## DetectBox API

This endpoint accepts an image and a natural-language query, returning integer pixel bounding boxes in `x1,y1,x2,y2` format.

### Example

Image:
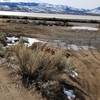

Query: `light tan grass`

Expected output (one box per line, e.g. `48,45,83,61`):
10,44,74,86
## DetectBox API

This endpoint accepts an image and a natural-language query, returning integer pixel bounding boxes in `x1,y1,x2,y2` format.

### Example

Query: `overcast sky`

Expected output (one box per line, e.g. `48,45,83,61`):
0,0,100,9
39,0,100,9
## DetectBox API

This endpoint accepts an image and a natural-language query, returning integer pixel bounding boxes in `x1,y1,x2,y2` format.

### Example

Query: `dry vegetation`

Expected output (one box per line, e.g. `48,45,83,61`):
0,19,100,100
4,43,89,100
0,31,99,100
0,35,99,100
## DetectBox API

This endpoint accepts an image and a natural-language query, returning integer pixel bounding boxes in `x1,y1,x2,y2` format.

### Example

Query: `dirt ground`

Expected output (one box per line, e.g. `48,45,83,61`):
0,18,100,48
0,49,100,100
71,50,100,100
0,18,100,100
0,65,44,100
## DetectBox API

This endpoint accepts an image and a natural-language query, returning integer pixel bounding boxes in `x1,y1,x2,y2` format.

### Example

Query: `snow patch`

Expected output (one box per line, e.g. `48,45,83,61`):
67,44,79,51
26,37,43,46
6,36,19,46
67,44,95,51
7,36,19,44
72,26,98,31
70,71,78,78
6,36,45,47
80,46,95,50
64,88,76,100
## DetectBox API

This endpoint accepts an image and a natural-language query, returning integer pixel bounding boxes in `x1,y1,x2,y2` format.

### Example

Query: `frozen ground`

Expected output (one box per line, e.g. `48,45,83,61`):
6,36,96,51
71,26,99,31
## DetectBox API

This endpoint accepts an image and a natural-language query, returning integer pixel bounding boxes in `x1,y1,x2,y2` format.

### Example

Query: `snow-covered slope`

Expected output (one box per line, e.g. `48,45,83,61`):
0,2,99,15
0,2,87,14
0,0,33,2
87,7,100,15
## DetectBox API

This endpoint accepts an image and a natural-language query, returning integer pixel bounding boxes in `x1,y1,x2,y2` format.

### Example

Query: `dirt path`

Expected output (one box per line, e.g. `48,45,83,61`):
0,66,43,100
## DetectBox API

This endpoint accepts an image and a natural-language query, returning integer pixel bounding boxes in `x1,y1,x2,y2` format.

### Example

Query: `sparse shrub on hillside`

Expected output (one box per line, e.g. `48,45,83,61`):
19,36,28,44
0,43,6,57
8,44,87,100
12,44,37,73
12,44,52,84
37,81,64,100
11,44,74,88
0,32,6,40
0,32,7,46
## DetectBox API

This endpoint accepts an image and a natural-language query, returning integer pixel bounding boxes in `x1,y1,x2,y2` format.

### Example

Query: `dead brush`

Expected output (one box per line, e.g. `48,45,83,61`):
8,44,80,100
0,43,6,57
11,44,74,88
10,44,51,87
7,44,89,100
0,32,7,46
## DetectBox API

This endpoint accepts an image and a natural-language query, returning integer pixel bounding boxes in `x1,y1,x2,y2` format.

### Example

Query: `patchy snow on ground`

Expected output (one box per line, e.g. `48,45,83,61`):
71,26,98,31
80,46,95,50
67,44,95,51
7,43,17,46
6,36,45,46
6,37,19,46
6,37,95,51
67,44,79,51
26,37,44,46
70,71,78,78
63,88,76,100
6,37,19,44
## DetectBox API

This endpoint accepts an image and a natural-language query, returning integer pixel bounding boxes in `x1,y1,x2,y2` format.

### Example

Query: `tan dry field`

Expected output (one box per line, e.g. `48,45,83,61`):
0,49,100,100
0,65,45,100
0,19,100,100
0,18,100,47
71,50,100,100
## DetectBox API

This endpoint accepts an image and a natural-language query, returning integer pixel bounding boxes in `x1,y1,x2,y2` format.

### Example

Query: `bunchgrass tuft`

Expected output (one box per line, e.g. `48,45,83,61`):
7,43,87,100
0,32,6,46
0,43,6,57
11,44,73,88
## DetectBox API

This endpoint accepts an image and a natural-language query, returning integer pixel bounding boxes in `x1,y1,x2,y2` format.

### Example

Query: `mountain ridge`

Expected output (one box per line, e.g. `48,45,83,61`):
0,2,99,15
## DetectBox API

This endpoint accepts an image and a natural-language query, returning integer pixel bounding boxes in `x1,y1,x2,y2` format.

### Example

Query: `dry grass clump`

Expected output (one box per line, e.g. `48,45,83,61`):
11,44,73,86
0,43,6,57
37,81,65,100
7,44,87,100
19,36,29,44
0,32,7,46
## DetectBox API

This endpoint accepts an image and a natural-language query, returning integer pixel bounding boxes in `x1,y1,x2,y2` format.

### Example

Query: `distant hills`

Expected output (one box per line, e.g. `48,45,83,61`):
0,2,100,15
87,7,100,15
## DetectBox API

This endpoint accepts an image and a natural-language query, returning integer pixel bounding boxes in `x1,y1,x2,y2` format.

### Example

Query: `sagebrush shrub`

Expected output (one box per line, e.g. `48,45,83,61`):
0,43,6,57
8,44,87,100
0,32,6,46
11,44,74,87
